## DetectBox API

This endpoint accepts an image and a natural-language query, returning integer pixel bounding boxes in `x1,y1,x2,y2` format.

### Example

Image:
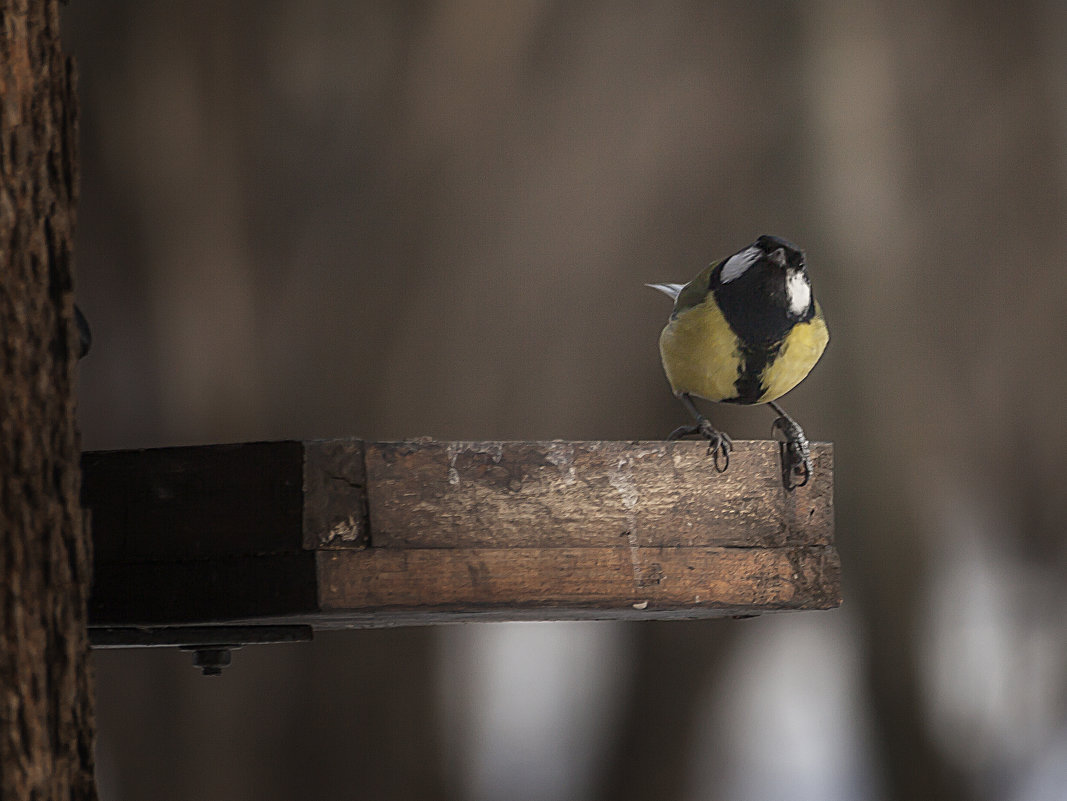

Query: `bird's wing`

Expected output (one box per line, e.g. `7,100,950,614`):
670,260,721,317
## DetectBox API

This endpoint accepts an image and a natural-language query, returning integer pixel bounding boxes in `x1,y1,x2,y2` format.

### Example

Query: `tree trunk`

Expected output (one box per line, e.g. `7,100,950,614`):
0,1,97,799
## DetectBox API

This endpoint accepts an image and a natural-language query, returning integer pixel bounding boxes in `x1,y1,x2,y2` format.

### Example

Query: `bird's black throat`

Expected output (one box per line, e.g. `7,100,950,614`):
728,341,781,403
712,256,814,404
712,265,808,346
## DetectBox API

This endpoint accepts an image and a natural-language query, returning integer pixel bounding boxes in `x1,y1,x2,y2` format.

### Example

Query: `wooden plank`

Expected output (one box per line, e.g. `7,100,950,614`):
91,554,318,626
303,439,369,549
317,545,840,614
83,438,839,632
83,439,373,560
364,440,832,549
83,442,305,561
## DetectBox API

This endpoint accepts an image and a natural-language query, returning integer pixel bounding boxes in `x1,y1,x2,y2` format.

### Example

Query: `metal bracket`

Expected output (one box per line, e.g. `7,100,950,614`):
89,625,313,676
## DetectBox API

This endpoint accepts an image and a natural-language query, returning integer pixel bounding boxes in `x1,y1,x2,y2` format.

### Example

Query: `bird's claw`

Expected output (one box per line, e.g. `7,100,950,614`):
666,423,698,442
772,417,811,490
667,419,732,473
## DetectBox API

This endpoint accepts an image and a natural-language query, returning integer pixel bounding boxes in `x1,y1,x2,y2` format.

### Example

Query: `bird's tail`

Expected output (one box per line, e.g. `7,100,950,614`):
646,282,685,301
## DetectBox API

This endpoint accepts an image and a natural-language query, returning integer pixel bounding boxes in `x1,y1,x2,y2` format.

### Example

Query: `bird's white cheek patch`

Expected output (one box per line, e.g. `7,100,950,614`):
720,246,761,283
787,271,811,316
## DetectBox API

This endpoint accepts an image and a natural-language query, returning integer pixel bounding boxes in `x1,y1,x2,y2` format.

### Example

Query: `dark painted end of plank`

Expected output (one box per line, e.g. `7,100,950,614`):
83,439,838,629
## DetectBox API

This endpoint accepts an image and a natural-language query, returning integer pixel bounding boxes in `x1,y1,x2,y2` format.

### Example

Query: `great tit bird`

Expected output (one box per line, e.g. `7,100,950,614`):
648,235,828,488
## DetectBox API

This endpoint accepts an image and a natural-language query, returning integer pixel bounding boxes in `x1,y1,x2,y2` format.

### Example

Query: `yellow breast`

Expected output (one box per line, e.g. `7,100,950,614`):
658,300,829,404
658,299,742,402
758,313,829,402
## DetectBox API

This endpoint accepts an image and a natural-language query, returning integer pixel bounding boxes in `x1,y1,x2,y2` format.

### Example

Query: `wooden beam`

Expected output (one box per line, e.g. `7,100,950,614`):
83,439,839,630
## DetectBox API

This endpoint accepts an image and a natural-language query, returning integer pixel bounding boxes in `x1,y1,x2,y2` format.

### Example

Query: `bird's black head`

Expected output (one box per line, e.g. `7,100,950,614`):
754,234,805,272
712,234,814,345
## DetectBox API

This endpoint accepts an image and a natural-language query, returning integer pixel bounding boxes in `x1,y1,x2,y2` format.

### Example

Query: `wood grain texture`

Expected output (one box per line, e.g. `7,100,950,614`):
317,545,840,613
364,440,832,548
84,438,838,629
303,439,369,549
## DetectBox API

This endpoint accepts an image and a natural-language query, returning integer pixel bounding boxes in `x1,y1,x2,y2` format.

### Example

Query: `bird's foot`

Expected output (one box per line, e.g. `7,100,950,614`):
772,416,811,490
667,418,732,472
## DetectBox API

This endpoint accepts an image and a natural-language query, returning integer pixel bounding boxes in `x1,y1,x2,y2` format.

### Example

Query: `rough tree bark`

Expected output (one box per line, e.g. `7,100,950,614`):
0,1,97,799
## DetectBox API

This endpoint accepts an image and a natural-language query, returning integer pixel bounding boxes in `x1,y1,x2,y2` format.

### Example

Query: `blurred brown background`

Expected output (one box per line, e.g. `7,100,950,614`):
62,2,1067,800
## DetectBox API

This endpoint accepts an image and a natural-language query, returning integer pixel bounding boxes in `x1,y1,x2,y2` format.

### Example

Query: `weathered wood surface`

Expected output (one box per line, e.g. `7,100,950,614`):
364,440,831,548
317,546,837,611
1,1,98,797
84,439,839,629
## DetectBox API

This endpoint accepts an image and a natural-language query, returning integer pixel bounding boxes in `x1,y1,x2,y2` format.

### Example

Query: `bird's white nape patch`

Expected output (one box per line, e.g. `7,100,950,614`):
720,246,761,283
786,270,811,316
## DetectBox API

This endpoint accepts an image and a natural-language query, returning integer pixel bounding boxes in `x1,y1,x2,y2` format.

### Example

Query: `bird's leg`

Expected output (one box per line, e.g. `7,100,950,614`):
666,393,732,472
768,401,811,490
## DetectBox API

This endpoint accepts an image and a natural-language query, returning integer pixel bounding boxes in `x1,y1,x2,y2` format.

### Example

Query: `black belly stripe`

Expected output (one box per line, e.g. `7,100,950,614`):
729,342,782,404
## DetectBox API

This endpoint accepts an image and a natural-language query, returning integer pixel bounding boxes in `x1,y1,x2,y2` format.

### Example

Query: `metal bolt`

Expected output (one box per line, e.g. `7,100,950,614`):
189,647,234,676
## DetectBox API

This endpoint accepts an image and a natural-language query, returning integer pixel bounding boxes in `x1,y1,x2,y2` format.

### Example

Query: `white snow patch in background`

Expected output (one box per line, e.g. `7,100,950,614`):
438,621,630,801
691,608,882,801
